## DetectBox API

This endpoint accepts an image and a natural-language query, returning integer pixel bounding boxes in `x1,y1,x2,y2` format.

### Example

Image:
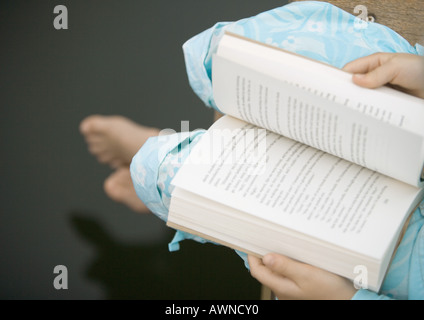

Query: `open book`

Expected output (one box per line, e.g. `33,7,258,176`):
167,32,424,292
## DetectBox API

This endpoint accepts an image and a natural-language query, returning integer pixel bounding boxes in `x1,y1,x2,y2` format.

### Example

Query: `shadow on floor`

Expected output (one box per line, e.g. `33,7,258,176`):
70,212,260,299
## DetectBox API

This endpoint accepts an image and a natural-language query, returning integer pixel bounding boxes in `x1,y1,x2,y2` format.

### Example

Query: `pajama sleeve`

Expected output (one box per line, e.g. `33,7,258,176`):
182,1,420,113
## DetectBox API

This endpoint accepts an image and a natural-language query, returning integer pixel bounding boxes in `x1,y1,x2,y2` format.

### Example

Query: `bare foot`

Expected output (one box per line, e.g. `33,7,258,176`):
104,167,150,213
80,115,160,168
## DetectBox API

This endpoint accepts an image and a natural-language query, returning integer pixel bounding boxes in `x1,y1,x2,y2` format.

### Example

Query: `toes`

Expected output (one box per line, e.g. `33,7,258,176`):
103,172,121,201
80,114,149,167
103,168,130,198
79,114,107,135
103,169,150,213
80,115,118,166
103,168,132,201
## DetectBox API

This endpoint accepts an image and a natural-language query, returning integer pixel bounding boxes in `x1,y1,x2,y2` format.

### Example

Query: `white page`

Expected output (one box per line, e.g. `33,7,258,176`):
216,33,424,135
171,116,423,259
212,55,424,187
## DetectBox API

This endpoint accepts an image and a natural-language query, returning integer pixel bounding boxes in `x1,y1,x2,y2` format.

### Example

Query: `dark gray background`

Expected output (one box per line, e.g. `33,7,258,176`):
0,0,288,299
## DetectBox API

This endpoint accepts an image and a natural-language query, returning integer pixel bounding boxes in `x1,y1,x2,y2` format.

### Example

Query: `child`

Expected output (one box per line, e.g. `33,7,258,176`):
80,1,424,299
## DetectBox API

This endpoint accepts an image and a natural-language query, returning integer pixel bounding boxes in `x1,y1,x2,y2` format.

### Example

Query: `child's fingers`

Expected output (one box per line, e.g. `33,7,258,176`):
343,53,400,89
351,60,399,89
343,52,393,74
262,253,308,280
343,52,390,74
248,255,299,298
248,255,277,287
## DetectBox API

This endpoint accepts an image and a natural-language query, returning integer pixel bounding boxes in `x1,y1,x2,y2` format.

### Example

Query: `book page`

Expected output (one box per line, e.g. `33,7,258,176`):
171,116,423,258
212,54,424,187
216,33,424,134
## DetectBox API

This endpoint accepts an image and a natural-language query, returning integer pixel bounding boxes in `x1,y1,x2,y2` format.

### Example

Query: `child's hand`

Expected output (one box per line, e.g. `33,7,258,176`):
248,253,357,300
343,53,424,99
